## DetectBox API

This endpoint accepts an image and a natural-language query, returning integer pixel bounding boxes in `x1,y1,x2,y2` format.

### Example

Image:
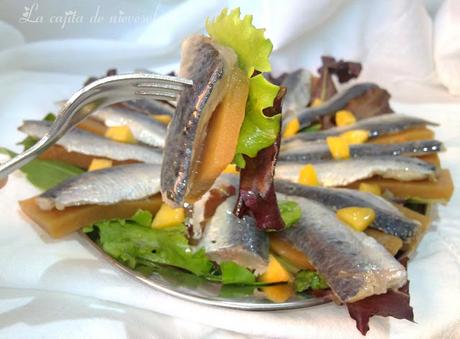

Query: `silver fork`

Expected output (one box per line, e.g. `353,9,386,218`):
0,73,192,179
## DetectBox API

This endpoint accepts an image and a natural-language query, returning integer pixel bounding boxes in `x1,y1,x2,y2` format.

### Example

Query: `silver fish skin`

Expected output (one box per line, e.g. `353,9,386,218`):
191,174,238,240
57,98,175,117
36,163,161,210
278,195,407,303
279,139,444,162
296,82,378,129
18,120,163,164
161,35,237,206
275,180,420,240
280,69,311,124
289,113,438,142
275,156,437,187
198,196,269,274
91,105,167,148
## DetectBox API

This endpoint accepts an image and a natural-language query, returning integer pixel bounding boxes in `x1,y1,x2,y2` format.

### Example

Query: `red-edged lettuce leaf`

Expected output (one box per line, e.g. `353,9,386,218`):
233,134,284,231
319,56,362,84
309,56,361,128
344,85,394,119
311,56,362,102
233,89,286,231
346,258,414,335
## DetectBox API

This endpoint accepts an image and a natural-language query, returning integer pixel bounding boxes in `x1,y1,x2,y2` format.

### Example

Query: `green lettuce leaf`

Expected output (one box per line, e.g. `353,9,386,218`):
278,200,302,228
0,147,83,190
234,74,281,167
206,8,272,76
220,261,256,285
88,216,213,276
294,270,328,292
207,8,280,167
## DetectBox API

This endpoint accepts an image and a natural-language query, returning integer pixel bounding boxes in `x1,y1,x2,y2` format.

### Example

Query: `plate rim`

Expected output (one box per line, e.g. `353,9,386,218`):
79,230,331,311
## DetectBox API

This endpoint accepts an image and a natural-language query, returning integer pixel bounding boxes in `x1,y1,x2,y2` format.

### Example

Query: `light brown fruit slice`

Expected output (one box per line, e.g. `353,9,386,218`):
348,169,453,202
364,228,403,256
38,145,136,169
395,204,432,257
77,118,108,136
187,66,249,202
269,234,315,270
19,194,162,238
370,127,434,144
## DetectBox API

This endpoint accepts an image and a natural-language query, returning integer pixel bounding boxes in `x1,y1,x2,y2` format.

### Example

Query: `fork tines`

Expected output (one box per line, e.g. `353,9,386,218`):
135,75,192,101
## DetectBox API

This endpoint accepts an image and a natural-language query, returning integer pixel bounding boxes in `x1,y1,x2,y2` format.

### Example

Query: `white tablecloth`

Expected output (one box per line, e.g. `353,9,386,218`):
0,1,459,338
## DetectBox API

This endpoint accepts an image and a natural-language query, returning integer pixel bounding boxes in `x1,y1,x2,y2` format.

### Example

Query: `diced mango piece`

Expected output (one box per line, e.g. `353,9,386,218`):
151,203,185,229
222,164,239,175
104,126,137,144
348,169,454,202
358,182,382,196
259,254,292,284
270,235,315,270
152,114,172,125
335,110,356,126
336,207,376,232
88,158,113,171
311,98,323,107
188,67,249,202
327,136,350,159
298,164,319,186
370,127,434,144
262,283,294,303
283,118,300,138
340,129,369,144
19,195,162,238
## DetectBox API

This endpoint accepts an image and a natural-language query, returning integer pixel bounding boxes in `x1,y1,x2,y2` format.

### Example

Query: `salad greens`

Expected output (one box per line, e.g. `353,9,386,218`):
0,147,83,190
84,210,212,276
84,210,274,287
206,8,272,76
207,8,281,168
220,261,256,285
294,270,328,292
0,112,81,190
234,75,281,168
278,200,302,228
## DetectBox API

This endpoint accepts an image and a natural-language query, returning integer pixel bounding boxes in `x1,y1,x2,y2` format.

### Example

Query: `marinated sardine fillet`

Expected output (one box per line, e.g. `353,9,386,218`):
92,106,167,148
198,197,269,274
289,114,437,142
278,195,407,303
161,35,248,206
36,163,161,210
275,180,419,240
19,120,162,164
280,139,443,162
296,83,378,128
276,156,437,187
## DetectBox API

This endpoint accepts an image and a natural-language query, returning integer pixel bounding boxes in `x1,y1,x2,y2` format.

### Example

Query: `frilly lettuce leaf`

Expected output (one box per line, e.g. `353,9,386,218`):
86,215,213,276
234,74,281,167
206,8,273,76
